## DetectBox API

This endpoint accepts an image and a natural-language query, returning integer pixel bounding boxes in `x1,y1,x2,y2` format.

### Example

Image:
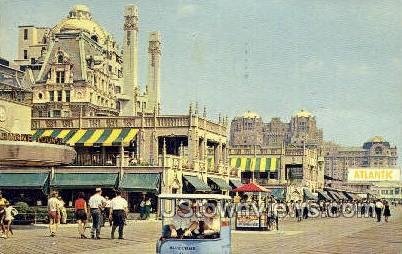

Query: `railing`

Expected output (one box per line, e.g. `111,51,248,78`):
73,153,118,166
31,115,226,135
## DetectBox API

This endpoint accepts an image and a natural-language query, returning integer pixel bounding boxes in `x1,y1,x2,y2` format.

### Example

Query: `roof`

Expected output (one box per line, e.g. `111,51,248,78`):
158,194,232,200
51,5,111,45
295,109,312,118
367,136,386,143
240,111,260,119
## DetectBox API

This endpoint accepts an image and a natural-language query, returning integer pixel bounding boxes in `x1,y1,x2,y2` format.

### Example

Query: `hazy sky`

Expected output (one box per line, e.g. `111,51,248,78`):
1,0,402,165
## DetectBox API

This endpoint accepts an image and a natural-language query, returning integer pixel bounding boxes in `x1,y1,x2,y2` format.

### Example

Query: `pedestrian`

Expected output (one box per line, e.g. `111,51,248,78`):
144,197,152,220
3,201,17,238
74,192,88,238
103,196,111,226
268,196,278,230
383,201,391,222
302,201,308,219
0,191,7,238
48,191,61,237
374,199,384,222
139,196,146,219
88,188,106,239
369,200,374,218
109,190,128,239
295,200,302,222
58,196,67,224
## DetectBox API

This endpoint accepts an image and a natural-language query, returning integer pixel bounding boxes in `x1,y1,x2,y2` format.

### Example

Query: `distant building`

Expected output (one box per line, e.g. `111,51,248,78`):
14,4,161,117
230,109,323,148
323,136,398,182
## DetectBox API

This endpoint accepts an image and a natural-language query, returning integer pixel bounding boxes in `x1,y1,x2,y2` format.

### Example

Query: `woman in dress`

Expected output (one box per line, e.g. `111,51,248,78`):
74,192,88,238
383,200,391,222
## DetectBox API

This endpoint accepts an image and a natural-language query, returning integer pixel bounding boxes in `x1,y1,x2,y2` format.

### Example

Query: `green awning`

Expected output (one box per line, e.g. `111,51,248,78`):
50,173,118,189
303,188,318,201
119,173,160,193
318,191,332,201
183,175,211,192
327,190,339,201
271,188,285,201
0,173,48,189
336,191,348,200
229,179,242,188
208,177,231,190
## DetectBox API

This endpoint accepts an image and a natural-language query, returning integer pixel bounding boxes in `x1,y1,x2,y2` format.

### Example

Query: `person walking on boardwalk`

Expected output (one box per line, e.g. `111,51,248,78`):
48,191,61,237
109,190,128,239
88,188,106,239
75,192,88,238
383,200,391,222
374,199,384,222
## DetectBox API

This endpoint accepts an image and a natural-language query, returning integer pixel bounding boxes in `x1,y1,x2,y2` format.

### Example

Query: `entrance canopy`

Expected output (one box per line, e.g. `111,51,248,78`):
32,128,138,146
182,175,211,192
230,157,280,172
119,173,160,193
232,182,270,193
208,177,231,191
0,172,48,190
50,173,118,189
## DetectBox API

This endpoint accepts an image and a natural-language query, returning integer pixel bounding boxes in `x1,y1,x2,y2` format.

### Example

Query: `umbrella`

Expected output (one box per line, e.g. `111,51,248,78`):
232,182,270,193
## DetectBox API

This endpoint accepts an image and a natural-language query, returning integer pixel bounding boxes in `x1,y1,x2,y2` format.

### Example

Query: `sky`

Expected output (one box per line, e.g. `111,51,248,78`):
1,0,402,165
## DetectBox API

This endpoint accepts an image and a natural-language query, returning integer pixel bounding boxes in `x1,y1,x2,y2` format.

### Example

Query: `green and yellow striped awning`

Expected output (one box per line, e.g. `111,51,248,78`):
229,157,281,172
32,128,138,147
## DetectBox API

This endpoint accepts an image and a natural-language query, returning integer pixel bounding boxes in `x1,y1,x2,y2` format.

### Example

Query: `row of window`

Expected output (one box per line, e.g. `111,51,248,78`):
48,90,70,102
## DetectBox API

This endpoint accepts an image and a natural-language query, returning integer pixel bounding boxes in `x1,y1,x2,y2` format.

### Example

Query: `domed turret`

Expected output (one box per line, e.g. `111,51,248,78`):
51,5,111,45
367,136,385,143
241,111,260,119
295,109,312,118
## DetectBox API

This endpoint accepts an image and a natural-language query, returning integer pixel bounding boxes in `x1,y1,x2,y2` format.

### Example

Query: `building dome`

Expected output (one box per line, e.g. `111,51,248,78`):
367,136,385,143
295,109,312,118
241,111,260,119
51,5,110,44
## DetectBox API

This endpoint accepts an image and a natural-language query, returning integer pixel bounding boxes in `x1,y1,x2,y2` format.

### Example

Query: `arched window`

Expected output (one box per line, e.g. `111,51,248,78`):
57,54,63,64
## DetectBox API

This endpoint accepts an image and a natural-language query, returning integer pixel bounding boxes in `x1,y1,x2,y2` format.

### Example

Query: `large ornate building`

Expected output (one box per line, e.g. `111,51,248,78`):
228,110,325,201
14,5,160,117
229,110,323,148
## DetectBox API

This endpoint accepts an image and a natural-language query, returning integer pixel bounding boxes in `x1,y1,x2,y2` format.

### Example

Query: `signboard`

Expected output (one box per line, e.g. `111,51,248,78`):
347,168,401,182
236,211,261,228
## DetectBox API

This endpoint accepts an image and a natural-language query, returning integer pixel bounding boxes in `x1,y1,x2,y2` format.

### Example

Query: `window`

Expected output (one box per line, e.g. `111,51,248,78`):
24,29,28,40
49,91,54,101
56,71,65,83
53,110,61,117
57,54,63,64
127,31,131,45
38,93,43,100
269,172,278,180
65,91,70,102
23,50,28,59
57,91,62,102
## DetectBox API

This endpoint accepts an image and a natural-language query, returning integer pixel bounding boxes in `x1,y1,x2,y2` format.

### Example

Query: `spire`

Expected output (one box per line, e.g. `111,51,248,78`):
203,106,207,118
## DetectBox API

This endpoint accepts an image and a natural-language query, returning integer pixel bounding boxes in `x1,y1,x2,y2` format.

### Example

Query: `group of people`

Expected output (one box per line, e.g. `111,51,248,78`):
48,188,128,239
161,200,221,240
0,191,18,239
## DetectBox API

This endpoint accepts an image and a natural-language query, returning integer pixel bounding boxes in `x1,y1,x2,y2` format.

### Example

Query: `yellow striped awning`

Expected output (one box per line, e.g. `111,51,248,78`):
229,156,281,172
32,128,138,147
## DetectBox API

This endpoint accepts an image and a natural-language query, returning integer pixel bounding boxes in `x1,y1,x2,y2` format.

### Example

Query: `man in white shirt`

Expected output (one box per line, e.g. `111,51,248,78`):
47,191,61,237
109,190,128,239
88,188,106,239
375,199,384,222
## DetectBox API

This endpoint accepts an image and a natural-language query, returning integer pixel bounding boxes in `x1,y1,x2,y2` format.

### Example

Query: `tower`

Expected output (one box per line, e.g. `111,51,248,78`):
122,5,139,116
146,31,161,114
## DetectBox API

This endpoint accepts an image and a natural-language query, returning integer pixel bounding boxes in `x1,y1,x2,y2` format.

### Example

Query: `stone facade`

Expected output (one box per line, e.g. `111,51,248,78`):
14,4,161,118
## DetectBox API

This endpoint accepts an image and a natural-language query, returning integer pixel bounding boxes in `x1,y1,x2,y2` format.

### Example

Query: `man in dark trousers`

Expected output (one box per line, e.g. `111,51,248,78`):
374,199,384,222
109,190,128,239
